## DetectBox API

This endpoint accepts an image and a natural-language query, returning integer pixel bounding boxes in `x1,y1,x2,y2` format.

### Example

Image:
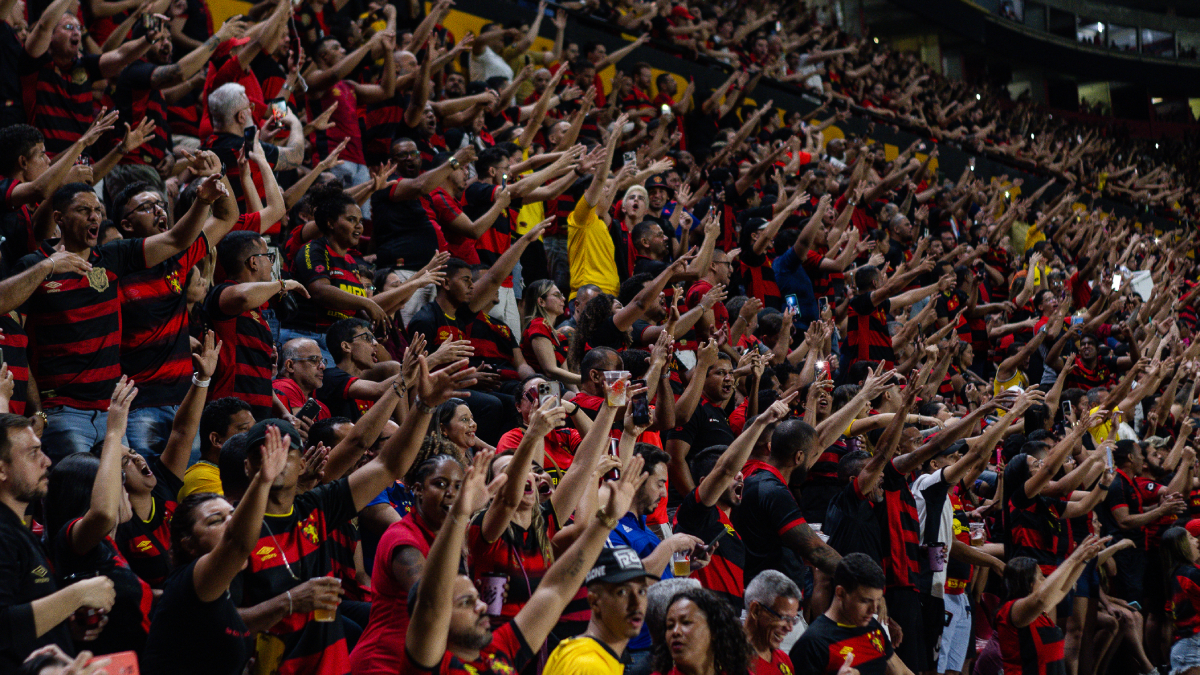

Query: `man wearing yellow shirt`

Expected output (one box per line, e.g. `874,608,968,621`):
180,397,255,499
569,113,631,299
544,546,658,675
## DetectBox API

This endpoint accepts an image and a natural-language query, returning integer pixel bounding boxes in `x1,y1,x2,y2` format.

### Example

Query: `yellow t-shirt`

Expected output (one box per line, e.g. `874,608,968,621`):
544,636,625,675
568,195,619,298
179,460,224,500
1088,405,1120,446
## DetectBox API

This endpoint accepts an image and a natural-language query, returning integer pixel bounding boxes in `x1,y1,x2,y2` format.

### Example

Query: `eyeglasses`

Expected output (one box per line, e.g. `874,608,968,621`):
351,332,377,344
392,149,420,159
291,356,324,365
130,199,165,215
248,251,277,263
541,290,564,299
757,603,800,627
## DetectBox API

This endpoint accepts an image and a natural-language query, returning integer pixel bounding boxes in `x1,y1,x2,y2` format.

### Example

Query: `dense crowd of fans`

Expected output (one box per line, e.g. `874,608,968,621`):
1,0,1200,674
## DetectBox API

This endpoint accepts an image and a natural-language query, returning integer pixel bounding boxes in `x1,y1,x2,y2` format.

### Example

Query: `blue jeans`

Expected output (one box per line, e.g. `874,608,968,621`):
279,326,334,367
43,407,126,462
127,405,202,464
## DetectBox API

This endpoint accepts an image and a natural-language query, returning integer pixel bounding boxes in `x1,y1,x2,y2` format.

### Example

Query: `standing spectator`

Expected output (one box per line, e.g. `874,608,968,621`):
14,174,228,459
206,231,308,419
0,413,115,671
204,82,304,208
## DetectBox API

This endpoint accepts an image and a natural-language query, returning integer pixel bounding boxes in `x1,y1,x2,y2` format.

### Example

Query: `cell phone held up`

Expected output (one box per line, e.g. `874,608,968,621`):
537,381,559,409
630,386,650,426
297,398,322,422
243,126,257,156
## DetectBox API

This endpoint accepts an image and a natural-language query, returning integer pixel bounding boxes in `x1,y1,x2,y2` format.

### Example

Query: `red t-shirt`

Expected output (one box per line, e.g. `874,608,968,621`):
272,378,331,420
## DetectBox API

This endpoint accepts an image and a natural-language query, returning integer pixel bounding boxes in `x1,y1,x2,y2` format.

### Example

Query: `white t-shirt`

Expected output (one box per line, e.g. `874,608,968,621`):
913,467,956,599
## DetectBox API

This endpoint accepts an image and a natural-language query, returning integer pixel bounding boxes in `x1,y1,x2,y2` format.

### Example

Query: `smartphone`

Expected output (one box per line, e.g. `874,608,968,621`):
784,294,798,311
90,652,139,675
0,347,5,369
243,126,257,156
142,13,161,33
537,381,559,408
818,296,829,314
623,151,637,166
1061,400,1072,420
269,100,287,119
774,20,782,32
605,439,620,481
707,528,729,550
1112,274,1121,291
297,398,321,422
631,390,650,426
500,173,509,189
661,103,671,116
1105,446,1114,470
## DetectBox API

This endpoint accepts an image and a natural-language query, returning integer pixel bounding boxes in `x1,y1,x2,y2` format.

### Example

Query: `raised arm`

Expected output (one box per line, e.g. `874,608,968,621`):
467,220,549,314
697,395,795,506
68,378,137,556
550,401,618,521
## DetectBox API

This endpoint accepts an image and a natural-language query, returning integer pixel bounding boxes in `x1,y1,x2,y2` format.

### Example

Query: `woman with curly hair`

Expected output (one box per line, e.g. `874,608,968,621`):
651,587,752,675
567,259,687,370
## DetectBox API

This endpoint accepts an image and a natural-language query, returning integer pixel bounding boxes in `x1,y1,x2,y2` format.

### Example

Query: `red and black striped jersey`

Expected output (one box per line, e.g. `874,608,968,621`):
0,313,30,415
945,491,973,595
1098,469,1147,548
879,460,921,591
1064,354,1116,392
19,53,103,154
464,311,519,380
109,60,172,166
13,238,147,410
316,366,372,421
845,293,895,369
241,479,358,675
463,183,516,281
675,487,746,605
115,456,184,588
996,599,1066,675
466,502,560,622
119,235,208,407
287,238,369,332
789,615,893,675
204,282,274,419
52,519,155,654
166,88,201,139
1172,563,1200,640
1006,480,1066,575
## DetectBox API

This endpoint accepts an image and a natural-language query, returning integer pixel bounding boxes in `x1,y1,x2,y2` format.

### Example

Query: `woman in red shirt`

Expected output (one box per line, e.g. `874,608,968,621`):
521,279,579,385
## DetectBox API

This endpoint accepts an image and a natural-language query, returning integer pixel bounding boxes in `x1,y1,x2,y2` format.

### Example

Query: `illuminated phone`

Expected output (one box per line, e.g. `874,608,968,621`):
784,294,798,311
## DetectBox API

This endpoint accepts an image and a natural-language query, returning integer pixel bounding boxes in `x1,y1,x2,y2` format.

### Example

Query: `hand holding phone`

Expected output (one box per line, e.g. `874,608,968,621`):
243,126,257,156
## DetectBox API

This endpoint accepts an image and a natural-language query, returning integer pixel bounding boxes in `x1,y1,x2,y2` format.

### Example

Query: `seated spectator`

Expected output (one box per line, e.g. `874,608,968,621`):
273,338,332,421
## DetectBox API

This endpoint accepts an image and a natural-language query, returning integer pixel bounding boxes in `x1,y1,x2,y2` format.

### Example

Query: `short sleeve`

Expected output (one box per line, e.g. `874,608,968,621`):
292,241,330,284
105,237,149,275
300,477,357,530
761,480,806,536
118,60,156,89
1105,476,1130,512
203,282,237,321
849,293,876,316
666,405,702,447
788,633,830,675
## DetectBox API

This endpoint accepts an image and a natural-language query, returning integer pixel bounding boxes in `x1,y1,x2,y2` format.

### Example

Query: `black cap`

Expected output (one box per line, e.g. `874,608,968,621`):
585,546,659,585
646,173,674,194
244,418,303,453
935,439,969,458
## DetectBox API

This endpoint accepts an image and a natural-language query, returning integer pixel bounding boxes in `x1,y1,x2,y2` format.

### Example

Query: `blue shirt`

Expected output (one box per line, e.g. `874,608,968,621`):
607,513,672,650
773,248,818,325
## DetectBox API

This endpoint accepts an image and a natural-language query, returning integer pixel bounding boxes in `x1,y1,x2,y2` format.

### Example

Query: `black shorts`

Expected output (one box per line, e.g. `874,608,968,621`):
1110,545,1146,605
886,587,929,672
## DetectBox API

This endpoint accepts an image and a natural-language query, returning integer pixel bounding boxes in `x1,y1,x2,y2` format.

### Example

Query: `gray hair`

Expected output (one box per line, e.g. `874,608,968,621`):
743,570,801,611
646,578,700,645
209,83,248,129
281,338,318,363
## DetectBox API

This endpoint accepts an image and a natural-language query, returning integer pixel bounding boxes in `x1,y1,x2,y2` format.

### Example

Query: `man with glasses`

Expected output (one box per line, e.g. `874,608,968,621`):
20,0,154,155
684,249,736,343
113,174,241,456
274,338,332,422
743,571,803,674
321,318,404,421
208,231,308,419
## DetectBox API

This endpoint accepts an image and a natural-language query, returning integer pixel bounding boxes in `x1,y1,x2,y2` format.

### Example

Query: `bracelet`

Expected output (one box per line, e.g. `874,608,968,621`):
192,375,211,388
414,397,436,414
286,590,294,614
278,278,287,296
595,508,618,530
392,380,407,398
33,411,48,425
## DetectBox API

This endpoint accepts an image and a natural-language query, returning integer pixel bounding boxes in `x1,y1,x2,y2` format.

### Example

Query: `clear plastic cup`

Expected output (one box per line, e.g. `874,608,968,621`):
969,522,986,546
671,550,690,577
604,371,630,407
313,576,340,621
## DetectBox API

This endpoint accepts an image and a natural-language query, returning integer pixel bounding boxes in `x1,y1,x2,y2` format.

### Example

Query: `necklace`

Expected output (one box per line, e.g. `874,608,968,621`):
263,517,301,581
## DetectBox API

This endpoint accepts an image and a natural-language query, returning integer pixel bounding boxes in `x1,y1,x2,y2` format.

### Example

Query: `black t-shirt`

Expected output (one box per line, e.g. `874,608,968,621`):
790,615,893,675
370,178,441,270
316,366,371,421
825,478,884,563
668,399,735,451
203,131,281,209
1099,469,1146,548
286,237,369,331
729,463,807,585
0,23,23,127
141,561,253,675
0,505,73,672
674,487,746,606
115,456,185,588
407,300,470,350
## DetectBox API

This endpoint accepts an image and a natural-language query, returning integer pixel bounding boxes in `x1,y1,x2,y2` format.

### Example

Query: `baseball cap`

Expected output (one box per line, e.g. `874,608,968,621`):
1186,519,1200,539
244,418,303,453
586,546,660,585
935,439,969,458
646,173,674,194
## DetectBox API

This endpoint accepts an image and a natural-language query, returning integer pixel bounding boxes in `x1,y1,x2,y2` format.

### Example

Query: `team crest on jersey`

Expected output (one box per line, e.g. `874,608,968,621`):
301,514,321,545
778,663,792,675
166,269,184,294
867,629,885,654
87,267,109,292
332,87,341,98
31,565,49,582
487,656,514,675
301,13,311,25
71,68,87,85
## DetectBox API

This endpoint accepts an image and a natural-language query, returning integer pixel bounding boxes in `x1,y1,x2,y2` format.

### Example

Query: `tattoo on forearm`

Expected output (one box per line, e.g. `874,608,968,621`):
204,35,219,51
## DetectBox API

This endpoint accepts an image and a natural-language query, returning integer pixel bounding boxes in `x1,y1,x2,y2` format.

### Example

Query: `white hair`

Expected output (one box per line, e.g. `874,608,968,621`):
208,83,248,130
744,570,801,611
